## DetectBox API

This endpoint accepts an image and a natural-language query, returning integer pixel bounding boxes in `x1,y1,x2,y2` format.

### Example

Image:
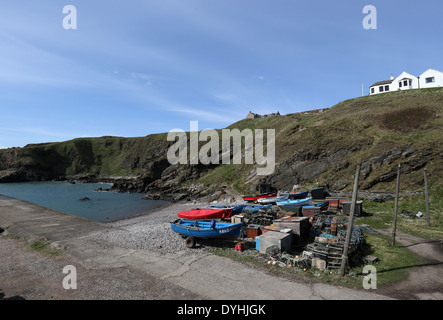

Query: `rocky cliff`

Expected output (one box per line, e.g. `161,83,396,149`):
1,88,442,201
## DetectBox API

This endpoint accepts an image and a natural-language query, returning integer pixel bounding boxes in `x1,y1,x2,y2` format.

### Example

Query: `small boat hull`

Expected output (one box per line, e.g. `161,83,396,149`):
242,204,272,212
276,197,313,208
177,208,232,220
288,190,309,199
242,191,278,202
232,204,247,213
257,194,289,204
170,219,243,239
207,205,232,209
302,201,329,210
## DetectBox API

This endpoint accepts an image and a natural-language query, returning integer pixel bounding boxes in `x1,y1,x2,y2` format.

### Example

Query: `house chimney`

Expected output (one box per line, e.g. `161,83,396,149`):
390,74,394,80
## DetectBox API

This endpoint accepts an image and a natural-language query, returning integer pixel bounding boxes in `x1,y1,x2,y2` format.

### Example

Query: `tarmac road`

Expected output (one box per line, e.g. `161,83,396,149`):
0,195,420,301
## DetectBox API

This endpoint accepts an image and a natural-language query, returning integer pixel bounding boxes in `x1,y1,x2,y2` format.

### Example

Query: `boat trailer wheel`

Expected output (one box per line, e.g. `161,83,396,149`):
186,236,196,248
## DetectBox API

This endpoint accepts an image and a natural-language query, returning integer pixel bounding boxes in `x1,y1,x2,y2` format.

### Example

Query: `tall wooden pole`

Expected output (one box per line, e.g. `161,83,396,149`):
424,168,430,226
392,164,401,247
340,158,362,276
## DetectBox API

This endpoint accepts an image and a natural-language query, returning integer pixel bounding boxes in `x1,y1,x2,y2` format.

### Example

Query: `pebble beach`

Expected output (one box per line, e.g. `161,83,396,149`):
90,202,243,255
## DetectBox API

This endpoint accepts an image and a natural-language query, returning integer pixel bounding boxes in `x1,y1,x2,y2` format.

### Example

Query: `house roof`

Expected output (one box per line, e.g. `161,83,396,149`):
419,68,443,77
370,79,393,87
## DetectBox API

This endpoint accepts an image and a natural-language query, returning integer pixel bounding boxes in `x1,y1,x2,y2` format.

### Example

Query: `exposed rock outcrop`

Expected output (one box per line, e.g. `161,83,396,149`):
1,88,442,200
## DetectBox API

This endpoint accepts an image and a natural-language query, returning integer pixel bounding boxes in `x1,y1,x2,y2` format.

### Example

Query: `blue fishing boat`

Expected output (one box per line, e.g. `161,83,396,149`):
170,219,243,248
276,197,313,208
258,190,309,204
257,194,289,204
232,204,247,213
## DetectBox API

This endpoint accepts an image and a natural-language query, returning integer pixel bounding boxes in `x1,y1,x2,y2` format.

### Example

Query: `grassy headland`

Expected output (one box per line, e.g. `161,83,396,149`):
1,87,442,199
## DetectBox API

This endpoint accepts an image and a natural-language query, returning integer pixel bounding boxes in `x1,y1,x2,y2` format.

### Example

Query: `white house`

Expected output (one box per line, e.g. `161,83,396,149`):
369,68,443,95
419,68,443,89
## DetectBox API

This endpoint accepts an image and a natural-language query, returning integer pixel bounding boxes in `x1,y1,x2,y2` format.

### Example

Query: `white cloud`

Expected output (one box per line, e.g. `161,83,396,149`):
168,107,240,124
3,127,81,139
0,33,113,89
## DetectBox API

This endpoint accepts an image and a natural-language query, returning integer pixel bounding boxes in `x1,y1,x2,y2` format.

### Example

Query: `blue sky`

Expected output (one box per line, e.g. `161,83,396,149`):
1,0,442,148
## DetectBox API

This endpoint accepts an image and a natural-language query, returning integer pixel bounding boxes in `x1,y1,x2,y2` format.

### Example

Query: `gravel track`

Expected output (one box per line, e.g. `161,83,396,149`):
0,201,213,300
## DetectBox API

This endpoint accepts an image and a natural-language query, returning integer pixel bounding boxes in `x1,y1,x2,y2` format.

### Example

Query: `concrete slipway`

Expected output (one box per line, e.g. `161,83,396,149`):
0,194,400,300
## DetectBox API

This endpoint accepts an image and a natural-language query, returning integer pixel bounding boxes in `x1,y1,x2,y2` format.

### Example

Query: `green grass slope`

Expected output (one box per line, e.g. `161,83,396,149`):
199,88,443,194
0,134,170,181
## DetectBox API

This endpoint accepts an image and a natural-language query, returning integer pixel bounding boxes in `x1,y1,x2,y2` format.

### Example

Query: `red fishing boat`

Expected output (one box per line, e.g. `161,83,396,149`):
242,191,278,202
177,208,232,220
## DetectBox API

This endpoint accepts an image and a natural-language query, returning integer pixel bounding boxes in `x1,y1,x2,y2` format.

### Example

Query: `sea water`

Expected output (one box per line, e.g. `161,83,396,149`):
0,181,169,222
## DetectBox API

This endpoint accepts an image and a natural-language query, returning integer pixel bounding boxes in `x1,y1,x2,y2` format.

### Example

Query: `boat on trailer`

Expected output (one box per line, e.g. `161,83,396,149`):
170,219,243,248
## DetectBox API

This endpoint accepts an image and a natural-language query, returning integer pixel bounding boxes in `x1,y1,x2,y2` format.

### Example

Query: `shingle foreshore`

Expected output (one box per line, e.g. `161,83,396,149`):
90,202,231,255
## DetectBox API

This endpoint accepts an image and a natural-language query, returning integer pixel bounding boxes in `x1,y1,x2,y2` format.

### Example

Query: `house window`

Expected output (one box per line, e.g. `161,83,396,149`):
426,77,435,83
404,80,408,86
371,87,375,94
409,80,412,86
379,86,384,92
399,82,402,88
385,85,389,91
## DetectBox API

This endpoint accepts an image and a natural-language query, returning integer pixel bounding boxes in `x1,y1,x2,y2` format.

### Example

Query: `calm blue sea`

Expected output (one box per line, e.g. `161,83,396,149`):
0,181,169,222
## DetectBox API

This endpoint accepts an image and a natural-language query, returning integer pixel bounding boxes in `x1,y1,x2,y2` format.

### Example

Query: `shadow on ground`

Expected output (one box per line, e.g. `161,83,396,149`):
0,290,26,300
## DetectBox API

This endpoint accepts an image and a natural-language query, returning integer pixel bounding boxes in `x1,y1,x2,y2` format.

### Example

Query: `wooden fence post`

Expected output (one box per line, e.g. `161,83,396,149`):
392,164,401,247
340,158,362,277
424,168,430,226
